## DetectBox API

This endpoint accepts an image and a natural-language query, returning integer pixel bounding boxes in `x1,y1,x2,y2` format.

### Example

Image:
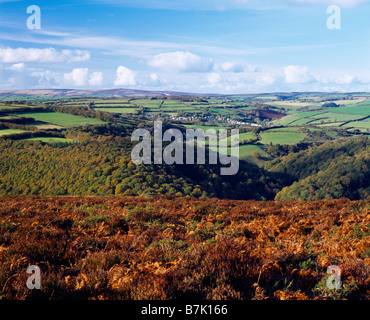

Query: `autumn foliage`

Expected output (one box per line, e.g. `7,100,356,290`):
0,196,369,300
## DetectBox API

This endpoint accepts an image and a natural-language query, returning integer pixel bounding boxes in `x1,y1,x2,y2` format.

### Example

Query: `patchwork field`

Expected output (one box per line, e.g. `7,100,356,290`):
22,137,74,143
343,120,370,131
273,99,369,130
12,112,104,127
327,105,370,115
0,93,368,161
93,107,139,114
260,132,307,145
88,98,204,115
0,128,29,136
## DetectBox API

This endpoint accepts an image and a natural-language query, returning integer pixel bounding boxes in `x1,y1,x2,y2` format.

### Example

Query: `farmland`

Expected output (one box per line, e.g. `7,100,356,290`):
23,137,74,143
260,131,307,145
11,112,104,127
0,91,367,164
0,128,29,136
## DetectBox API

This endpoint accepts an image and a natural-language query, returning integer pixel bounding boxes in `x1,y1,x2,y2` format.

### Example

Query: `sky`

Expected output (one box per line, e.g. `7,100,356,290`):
1,0,370,94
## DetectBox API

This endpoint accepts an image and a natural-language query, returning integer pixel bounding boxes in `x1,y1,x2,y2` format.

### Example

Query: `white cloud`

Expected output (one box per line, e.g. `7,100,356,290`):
214,61,245,73
63,68,89,86
62,68,105,87
198,67,280,93
88,72,103,86
146,73,163,87
207,72,222,85
150,73,158,82
5,63,25,71
30,70,61,87
0,47,90,64
335,74,357,85
284,65,312,84
148,51,213,73
114,66,136,86
256,73,276,86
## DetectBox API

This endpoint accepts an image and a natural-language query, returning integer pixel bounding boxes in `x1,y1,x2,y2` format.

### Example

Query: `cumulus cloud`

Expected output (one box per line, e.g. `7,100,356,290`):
334,74,359,85
30,70,61,87
207,72,222,85
256,73,276,86
114,66,136,86
147,73,163,86
88,72,104,86
148,51,213,73
63,68,89,86
5,63,25,71
0,47,90,64
214,61,245,73
284,65,312,84
150,73,158,82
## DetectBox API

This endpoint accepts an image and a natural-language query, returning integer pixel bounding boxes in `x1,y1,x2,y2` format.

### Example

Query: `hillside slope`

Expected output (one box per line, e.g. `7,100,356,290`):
0,138,281,200
0,196,368,300
0,132,368,201
266,136,370,201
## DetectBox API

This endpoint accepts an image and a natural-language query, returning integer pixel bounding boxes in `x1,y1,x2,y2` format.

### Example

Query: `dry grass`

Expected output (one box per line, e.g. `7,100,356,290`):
0,196,368,300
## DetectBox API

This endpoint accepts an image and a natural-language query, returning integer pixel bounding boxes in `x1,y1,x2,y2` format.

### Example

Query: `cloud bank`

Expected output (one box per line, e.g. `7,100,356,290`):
0,47,90,64
148,51,213,73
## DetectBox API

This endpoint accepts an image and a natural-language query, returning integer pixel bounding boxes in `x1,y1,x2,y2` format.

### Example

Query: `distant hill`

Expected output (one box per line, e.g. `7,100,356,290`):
0,88,200,99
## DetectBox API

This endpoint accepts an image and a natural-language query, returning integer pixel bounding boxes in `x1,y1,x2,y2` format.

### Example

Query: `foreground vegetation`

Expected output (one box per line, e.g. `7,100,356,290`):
0,196,368,300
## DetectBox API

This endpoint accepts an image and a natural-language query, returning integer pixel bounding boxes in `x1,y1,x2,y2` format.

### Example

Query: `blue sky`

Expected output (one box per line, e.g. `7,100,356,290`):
1,0,370,93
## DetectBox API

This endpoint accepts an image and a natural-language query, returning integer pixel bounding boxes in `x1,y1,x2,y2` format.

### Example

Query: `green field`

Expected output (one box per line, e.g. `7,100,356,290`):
92,99,131,104
216,131,255,146
273,111,324,126
318,122,345,127
265,127,301,132
238,132,255,140
23,137,75,143
239,144,269,158
93,104,131,107
326,104,370,115
131,99,163,106
210,108,234,115
274,103,369,128
260,131,307,145
182,125,226,132
308,112,365,122
93,107,139,114
12,112,104,127
0,129,29,136
209,144,266,159
342,120,370,130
